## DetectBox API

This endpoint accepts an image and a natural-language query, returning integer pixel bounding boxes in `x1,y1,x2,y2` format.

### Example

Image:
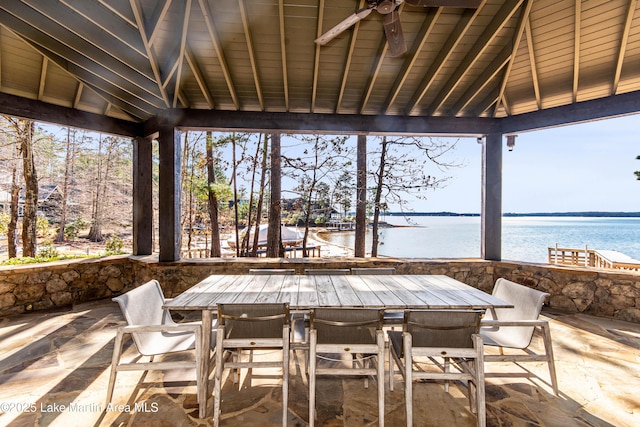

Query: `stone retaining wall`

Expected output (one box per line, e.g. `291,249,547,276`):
1,255,639,322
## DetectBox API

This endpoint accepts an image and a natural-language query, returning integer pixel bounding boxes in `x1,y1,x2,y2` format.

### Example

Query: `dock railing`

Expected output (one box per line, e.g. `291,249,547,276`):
548,244,640,271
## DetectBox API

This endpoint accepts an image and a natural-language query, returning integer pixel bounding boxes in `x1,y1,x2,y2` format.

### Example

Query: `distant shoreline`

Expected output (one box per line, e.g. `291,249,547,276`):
385,211,640,218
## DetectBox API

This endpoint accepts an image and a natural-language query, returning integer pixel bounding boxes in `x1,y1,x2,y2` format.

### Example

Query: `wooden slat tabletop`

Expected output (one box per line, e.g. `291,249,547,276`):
164,274,512,311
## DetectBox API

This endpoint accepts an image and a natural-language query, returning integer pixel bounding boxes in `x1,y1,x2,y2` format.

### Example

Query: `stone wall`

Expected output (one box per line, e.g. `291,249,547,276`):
1,255,639,322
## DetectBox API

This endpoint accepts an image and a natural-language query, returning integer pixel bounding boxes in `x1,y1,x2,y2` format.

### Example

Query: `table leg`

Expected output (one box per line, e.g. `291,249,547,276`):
199,310,212,418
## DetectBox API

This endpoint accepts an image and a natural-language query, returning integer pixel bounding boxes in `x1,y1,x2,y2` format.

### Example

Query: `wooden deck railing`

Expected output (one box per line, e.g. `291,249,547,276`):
548,244,640,271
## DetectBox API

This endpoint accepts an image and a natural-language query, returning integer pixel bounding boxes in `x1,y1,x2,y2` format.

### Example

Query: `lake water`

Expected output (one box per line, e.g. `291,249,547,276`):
320,216,640,263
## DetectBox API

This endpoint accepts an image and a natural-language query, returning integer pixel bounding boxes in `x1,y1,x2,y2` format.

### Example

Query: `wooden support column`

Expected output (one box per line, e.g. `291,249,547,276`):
481,133,502,260
132,136,153,255
267,133,283,257
158,126,182,262
355,134,367,258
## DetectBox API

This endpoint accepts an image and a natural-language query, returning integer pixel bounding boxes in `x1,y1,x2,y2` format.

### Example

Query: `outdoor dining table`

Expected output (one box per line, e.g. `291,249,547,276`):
163,274,513,418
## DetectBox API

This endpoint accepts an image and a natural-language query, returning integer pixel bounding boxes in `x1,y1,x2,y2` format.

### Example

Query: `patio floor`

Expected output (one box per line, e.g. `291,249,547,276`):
0,299,638,427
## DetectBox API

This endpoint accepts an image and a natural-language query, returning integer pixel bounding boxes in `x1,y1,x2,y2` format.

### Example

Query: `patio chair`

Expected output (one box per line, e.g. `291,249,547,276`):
106,280,216,411
249,268,296,275
304,268,350,275
213,303,290,427
388,310,485,427
480,278,559,395
309,308,385,427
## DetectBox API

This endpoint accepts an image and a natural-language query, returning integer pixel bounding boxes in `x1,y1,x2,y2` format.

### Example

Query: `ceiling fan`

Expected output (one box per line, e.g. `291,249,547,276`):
315,0,483,57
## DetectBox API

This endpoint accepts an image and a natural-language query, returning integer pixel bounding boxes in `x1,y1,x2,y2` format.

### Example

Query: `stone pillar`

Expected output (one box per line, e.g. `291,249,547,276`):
132,136,153,255
158,126,182,262
355,134,367,258
481,133,502,261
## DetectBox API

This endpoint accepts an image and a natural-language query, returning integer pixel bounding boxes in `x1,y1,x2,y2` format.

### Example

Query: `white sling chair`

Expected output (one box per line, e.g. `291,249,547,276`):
107,280,217,413
480,278,559,395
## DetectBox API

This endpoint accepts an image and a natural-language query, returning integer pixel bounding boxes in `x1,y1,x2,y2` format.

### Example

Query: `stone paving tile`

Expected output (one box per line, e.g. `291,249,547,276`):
0,300,638,426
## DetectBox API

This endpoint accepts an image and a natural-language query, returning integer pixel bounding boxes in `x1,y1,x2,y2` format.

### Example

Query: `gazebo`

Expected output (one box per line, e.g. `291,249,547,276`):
1,0,639,262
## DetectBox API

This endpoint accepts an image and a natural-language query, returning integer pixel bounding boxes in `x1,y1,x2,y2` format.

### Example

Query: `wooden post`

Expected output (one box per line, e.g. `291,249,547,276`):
267,133,283,257
355,134,367,258
481,133,502,261
158,126,182,262
133,136,153,255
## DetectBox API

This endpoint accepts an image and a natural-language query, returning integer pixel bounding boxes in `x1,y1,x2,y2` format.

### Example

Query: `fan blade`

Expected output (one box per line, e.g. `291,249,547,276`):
383,11,406,57
315,8,373,45
405,0,482,8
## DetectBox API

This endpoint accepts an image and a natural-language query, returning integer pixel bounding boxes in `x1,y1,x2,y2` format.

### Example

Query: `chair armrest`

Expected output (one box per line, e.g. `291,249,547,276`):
481,319,548,327
118,324,201,334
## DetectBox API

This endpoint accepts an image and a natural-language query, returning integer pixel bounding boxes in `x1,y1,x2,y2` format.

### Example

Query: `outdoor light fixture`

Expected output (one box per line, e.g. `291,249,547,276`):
506,135,517,151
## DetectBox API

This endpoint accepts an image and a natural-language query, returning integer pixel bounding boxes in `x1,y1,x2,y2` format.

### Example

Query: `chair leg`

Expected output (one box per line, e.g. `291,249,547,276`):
105,329,125,407
473,335,486,427
388,343,394,392
403,333,413,427
541,323,559,396
283,327,290,427
213,328,225,427
376,332,385,427
309,330,317,427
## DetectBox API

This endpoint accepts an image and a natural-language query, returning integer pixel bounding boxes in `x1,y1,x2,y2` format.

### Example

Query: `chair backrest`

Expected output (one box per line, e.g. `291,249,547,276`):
351,267,396,275
405,310,482,349
217,303,289,339
249,268,295,275
112,280,172,354
304,269,350,275
310,308,383,345
485,278,549,348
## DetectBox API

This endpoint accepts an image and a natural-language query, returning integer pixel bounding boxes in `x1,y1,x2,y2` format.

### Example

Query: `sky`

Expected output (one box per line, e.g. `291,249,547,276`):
397,114,640,214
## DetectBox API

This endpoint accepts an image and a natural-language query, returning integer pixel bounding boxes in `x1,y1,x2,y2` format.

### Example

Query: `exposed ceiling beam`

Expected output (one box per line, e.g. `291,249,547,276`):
21,39,152,119
425,0,523,116
278,0,289,111
405,7,483,115
38,57,48,101
572,0,581,102
312,0,326,112
359,39,389,114
172,0,191,107
525,16,541,110
501,89,640,133
146,0,172,47
129,0,171,107
613,0,637,94
383,7,442,114
197,0,239,110
337,0,368,113
147,108,500,137
0,5,163,105
450,44,511,116
61,0,147,58
493,0,532,117
238,0,264,111
73,82,83,109
0,91,142,136
185,48,214,108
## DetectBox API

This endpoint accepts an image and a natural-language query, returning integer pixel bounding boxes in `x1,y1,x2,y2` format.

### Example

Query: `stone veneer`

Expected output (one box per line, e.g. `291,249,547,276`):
1,255,639,322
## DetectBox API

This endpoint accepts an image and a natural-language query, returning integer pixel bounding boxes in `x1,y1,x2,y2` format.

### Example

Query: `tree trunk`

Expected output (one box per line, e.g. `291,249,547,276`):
55,128,73,242
88,135,104,242
21,120,38,257
371,137,388,257
231,134,240,256
267,133,283,257
241,136,261,256
205,131,221,257
7,142,20,258
251,133,269,256
355,134,367,257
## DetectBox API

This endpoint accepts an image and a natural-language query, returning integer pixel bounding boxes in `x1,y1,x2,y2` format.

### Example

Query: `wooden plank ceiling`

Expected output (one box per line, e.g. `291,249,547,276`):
0,0,639,129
